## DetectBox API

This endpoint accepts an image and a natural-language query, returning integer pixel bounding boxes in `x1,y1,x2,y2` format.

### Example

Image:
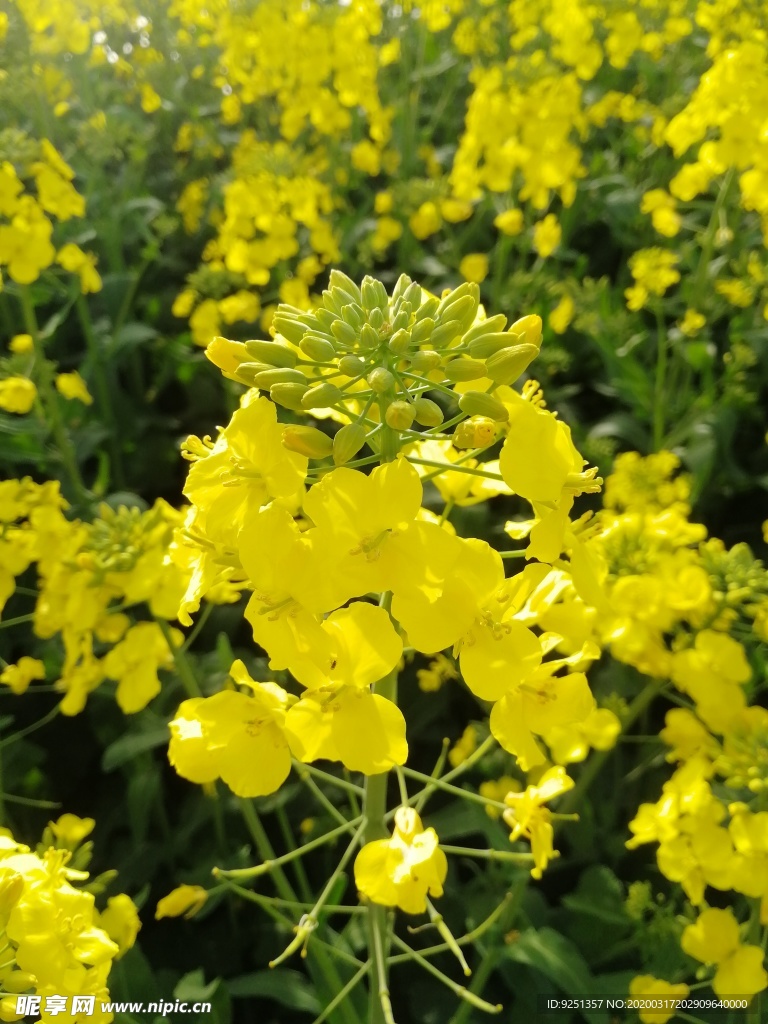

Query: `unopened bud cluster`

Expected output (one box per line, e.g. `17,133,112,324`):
205,270,542,463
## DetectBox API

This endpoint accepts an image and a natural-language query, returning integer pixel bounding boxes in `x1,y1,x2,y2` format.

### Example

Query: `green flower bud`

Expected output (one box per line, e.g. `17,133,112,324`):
392,273,413,301
368,307,385,331
391,307,411,332
436,281,474,317
389,328,411,354
430,320,462,349
403,281,422,309
342,304,365,328
361,276,388,312
458,391,509,422
232,361,274,385
412,397,444,426
270,382,309,410
253,367,307,388
333,422,368,465
282,425,333,459
272,314,307,345
338,355,367,377
332,320,359,346
301,383,345,409
415,295,440,320
244,340,298,367
467,332,514,359
411,317,435,343
385,400,415,430
462,314,508,345
368,367,395,393
300,335,337,362
509,314,543,348
409,350,441,373
322,289,345,315
485,343,539,384
443,357,487,382
314,308,339,332
438,293,478,334
453,416,498,449
360,323,380,350
329,270,363,304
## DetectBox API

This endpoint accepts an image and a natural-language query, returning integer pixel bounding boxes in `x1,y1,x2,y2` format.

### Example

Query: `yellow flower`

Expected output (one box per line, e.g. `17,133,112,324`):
681,908,768,999
102,622,179,714
503,766,574,878
55,371,93,405
9,334,33,354
494,208,524,236
409,201,442,240
56,243,102,293
532,215,561,258
629,977,690,1023
48,813,94,846
641,189,681,237
679,309,706,336
284,602,407,775
155,884,208,920
549,295,575,334
0,376,37,414
169,660,294,797
99,894,141,957
354,808,447,914
0,657,45,694
459,252,489,283
140,83,162,113
448,724,478,767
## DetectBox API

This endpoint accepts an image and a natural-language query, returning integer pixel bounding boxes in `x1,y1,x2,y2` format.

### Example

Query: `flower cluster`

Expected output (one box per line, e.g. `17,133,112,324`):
0,814,139,1023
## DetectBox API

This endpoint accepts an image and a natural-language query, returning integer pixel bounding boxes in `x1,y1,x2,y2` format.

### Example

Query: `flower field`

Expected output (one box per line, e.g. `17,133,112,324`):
1,2,768,1022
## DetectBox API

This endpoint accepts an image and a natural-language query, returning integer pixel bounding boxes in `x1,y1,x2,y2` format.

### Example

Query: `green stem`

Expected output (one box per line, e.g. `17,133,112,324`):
21,287,89,507
365,593,398,1024
390,936,501,1015
156,618,202,698
652,304,668,450
76,294,125,489
215,816,363,880
406,457,504,481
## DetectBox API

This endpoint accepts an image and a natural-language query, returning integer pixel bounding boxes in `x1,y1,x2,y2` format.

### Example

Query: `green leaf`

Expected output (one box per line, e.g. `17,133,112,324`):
225,970,320,1013
102,727,170,772
562,866,629,928
507,927,609,1024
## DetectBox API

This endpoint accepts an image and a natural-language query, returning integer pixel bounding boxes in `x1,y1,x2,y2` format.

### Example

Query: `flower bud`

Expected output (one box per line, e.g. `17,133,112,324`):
403,281,422,309
438,293,478,333
253,367,307,388
467,332,515,359
282,425,334,459
392,273,413,301
443,357,487,382
412,397,444,426
462,314,507,345
458,391,509,422
367,367,395,393
205,336,248,374
270,382,309,410
385,400,415,430
453,416,498,449
360,323,380,350
339,355,367,377
301,382,344,409
300,335,336,362
430,320,462,349
333,423,368,465
361,276,388,312
409,350,441,373
342,303,365,328
322,288,344,315
484,343,539,384
332,320,358,347
415,295,440,320
389,328,411,354
2,972,36,994
329,269,363,304
368,307,385,331
233,361,273,385
410,317,435,343
509,314,542,348
272,314,307,344
391,307,411,332
244,340,298,368
315,308,339,332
